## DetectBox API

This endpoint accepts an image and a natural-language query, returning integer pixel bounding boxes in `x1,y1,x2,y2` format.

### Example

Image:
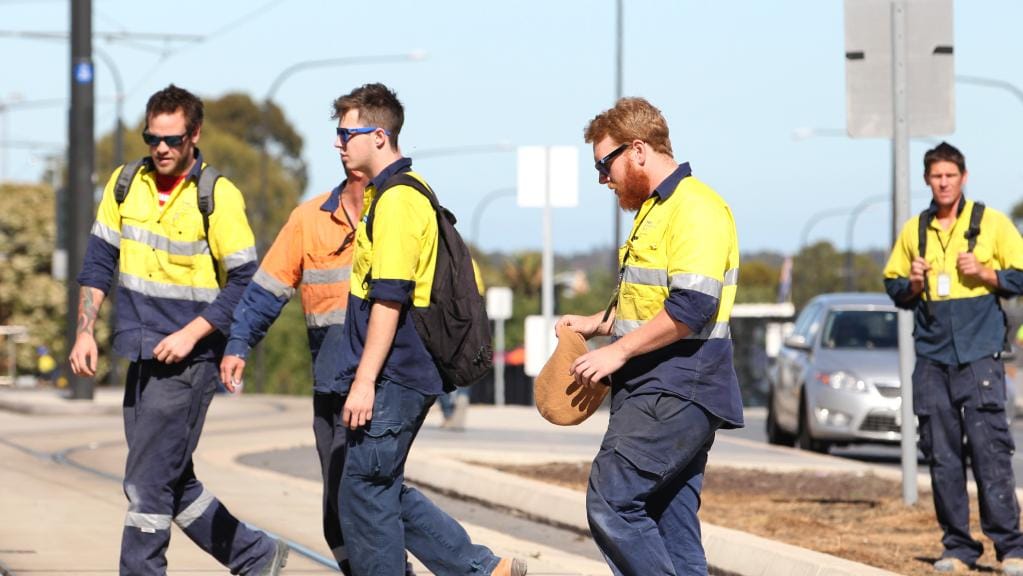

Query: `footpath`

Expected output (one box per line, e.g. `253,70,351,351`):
0,387,909,575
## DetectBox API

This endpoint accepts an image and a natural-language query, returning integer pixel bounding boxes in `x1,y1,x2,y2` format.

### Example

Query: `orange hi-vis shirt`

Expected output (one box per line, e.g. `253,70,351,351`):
225,182,356,392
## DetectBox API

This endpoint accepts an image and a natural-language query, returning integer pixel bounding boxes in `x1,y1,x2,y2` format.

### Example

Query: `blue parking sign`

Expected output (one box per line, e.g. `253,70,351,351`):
73,62,93,84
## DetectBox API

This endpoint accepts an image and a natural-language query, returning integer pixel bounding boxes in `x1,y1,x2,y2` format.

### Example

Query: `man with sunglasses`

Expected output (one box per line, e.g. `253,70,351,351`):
557,97,743,575
69,84,288,574
326,82,526,576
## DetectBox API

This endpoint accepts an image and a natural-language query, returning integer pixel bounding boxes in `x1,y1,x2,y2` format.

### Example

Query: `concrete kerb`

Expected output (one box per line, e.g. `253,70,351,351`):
0,388,122,416
405,449,902,576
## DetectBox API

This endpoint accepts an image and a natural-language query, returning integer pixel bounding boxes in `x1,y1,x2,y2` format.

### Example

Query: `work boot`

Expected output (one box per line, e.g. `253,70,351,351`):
933,557,969,573
258,538,290,576
491,557,527,576
1004,557,1023,576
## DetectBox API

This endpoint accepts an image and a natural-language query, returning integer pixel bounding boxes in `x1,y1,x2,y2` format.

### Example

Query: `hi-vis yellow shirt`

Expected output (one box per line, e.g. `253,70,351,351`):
336,158,445,395
613,162,743,429
78,152,257,360
884,198,1023,364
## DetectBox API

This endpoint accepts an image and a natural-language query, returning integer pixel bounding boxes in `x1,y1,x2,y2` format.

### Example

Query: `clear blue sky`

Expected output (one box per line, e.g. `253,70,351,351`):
2,0,1022,257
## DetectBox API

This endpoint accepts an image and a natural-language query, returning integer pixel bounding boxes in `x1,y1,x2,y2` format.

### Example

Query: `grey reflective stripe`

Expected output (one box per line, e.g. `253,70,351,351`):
121,224,209,256
613,318,645,337
302,266,352,285
724,267,739,286
223,246,257,271
90,221,121,248
125,512,171,531
685,321,731,340
305,309,347,328
623,266,668,287
615,318,730,339
254,269,295,299
120,273,219,303
669,273,723,298
174,489,214,529
332,545,348,562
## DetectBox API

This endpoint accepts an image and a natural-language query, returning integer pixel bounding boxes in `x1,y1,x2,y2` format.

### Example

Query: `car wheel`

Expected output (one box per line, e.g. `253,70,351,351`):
766,391,795,446
797,394,830,454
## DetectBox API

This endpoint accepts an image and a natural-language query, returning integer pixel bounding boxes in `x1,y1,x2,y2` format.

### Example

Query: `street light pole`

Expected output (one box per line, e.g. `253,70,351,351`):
469,187,516,250
844,194,887,291
611,0,624,275
94,48,124,166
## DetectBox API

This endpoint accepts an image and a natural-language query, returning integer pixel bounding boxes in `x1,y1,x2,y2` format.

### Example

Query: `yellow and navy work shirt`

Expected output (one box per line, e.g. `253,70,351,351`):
884,198,1023,365
225,182,355,393
335,158,443,396
77,150,257,361
613,163,743,429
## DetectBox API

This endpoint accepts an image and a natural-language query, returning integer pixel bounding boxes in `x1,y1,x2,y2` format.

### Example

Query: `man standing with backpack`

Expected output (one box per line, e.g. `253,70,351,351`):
68,84,288,575
884,142,1023,575
331,82,524,576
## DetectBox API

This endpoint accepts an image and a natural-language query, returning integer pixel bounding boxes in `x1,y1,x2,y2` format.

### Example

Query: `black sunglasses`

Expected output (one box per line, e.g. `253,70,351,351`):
595,143,629,177
142,131,189,147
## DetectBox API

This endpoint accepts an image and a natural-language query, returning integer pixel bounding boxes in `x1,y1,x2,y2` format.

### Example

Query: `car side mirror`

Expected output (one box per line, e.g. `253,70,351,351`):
783,334,812,351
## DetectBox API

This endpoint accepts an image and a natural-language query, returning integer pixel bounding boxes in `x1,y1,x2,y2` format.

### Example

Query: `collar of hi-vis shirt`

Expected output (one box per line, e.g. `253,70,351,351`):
319,179,357,227
650,162,692,202
368,157,413,192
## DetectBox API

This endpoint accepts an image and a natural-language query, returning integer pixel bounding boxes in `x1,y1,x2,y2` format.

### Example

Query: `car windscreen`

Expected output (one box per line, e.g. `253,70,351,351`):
821,309,897,349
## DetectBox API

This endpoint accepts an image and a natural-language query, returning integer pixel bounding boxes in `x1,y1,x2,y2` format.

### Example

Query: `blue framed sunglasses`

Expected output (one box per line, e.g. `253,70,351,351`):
336,126,390,144
142,131,188,147
595,143,629,177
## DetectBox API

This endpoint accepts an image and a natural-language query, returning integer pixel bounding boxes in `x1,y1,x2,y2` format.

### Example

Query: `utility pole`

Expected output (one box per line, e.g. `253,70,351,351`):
611,0,624,275
67,0,94,400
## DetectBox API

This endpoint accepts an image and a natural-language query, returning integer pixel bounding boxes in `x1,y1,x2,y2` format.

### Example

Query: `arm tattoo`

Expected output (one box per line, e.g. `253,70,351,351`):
76,289,99,336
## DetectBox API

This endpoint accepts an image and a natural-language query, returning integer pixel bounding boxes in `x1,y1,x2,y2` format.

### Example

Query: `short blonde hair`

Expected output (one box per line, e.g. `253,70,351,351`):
584,97,673,156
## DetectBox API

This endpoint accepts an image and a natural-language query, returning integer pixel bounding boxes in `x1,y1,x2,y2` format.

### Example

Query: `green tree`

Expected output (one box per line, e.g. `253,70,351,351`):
0,183,112,379
791,241,883,308
736,259,780,303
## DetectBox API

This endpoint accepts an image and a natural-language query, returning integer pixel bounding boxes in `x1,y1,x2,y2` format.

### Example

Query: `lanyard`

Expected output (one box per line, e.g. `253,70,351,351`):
602,196,659,323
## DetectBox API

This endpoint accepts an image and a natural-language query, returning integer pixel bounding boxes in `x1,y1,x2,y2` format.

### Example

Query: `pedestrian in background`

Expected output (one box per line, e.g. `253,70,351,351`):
884,142,1023,575
69,84,288,575
559,97,743,575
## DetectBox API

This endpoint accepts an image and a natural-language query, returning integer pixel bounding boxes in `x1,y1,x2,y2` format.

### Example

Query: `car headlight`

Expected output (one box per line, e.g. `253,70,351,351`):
815,370,868,393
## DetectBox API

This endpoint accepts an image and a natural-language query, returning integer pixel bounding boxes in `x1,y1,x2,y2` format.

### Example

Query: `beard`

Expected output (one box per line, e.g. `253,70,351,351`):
616,161,652,212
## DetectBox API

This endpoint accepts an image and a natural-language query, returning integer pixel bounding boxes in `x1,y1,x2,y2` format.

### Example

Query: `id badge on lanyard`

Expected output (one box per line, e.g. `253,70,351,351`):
936,273,951,297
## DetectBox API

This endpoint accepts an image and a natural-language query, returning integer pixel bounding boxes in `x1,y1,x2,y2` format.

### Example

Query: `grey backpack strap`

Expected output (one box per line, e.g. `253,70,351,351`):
114,159,146,204
196,165,222,283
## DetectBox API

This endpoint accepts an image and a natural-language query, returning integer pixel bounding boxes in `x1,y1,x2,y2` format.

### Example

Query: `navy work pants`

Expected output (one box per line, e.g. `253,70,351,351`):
339,379,500,576
914,356,1023,564
120,359,273,575
586,388,721,576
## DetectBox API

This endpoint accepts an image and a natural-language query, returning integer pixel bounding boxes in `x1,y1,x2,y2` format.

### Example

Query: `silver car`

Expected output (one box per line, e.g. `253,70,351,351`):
767,293,903,453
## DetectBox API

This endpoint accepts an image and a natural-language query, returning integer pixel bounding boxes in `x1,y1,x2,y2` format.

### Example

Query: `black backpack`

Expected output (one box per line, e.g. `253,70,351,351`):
366,173,493,392
114,157,223,283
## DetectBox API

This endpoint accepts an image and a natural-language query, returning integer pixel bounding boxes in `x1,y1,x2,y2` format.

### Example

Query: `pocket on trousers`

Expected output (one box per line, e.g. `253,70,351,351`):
613,438,667,480
970,357,1006,410
347,420,402,481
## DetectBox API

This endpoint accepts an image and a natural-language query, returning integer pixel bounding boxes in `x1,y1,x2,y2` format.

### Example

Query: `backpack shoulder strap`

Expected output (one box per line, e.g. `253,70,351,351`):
366,172,439,242
965,201,985,253
196,164,222,282
114,158,147,204
917,207,934,260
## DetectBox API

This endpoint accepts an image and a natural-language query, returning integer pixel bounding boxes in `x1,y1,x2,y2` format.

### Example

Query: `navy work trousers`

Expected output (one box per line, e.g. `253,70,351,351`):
120,359,273,575
587,388,721,576
338,379,500,576
914,356,1023,564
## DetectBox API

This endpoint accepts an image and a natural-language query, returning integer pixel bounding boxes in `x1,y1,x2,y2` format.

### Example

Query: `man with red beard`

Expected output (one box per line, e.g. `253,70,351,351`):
558,97,743,575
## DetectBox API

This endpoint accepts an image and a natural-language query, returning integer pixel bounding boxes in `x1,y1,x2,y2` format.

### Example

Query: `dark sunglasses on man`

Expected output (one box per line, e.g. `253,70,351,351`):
142,131,189,147
595,143,629,177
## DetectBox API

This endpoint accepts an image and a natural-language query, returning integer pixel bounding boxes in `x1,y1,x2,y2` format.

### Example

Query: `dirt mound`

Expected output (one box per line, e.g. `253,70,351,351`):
489,461,1006,576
